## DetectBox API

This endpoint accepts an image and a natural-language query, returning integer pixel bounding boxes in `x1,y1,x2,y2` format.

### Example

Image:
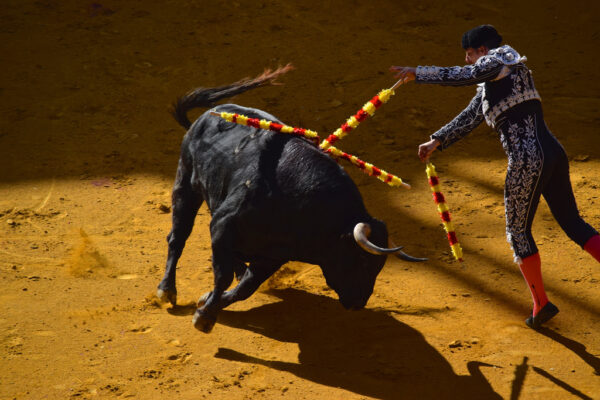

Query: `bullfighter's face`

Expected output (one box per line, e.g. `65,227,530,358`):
465,46,489,65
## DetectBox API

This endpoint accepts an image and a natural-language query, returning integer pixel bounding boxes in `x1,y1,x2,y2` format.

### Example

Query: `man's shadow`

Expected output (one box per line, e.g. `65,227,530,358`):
215,288,502,399
537,327,600,376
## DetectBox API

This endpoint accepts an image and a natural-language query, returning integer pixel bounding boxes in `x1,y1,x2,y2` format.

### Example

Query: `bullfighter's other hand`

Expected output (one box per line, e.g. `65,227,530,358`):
418,138,441,163
389,66,416,82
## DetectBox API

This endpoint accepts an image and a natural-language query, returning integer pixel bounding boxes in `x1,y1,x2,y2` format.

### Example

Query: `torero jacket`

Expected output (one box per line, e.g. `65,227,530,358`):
415,45,541,150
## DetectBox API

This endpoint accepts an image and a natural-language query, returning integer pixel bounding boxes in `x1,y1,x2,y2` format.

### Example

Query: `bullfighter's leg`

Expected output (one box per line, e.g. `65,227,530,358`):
540,142,598,249
193,214,236,333
198,260,283,309
157,162,203,305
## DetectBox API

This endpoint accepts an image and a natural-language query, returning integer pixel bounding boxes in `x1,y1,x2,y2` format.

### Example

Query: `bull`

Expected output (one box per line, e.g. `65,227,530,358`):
157,66,426,332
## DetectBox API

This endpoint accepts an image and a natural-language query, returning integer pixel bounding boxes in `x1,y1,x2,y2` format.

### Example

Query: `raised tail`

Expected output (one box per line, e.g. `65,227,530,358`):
171,64,294,130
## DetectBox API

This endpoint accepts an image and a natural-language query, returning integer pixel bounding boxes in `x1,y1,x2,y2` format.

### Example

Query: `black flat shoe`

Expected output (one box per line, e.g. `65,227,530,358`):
525,302,559,330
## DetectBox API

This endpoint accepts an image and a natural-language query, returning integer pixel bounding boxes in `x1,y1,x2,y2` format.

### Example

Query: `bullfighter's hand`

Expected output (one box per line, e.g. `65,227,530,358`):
418,138,441,163
389,66,416,82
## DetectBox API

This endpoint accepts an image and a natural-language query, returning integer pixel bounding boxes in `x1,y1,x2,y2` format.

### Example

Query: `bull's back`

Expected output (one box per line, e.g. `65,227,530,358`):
184,104,369,254
184,104,280,209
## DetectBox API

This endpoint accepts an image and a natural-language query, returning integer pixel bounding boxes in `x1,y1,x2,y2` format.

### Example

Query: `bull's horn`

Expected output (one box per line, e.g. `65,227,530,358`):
353,223,404,255
390,239,428,262
390,240,428,262
394,251,428,262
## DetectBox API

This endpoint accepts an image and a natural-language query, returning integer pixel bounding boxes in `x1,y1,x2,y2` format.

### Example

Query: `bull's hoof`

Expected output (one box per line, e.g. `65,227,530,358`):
193,310,216,333
156,288,177,306
197,291,212,308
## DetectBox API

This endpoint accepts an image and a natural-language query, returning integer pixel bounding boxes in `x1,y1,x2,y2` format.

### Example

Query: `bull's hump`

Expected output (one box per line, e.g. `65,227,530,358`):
190,105,287,205
193,104,360,209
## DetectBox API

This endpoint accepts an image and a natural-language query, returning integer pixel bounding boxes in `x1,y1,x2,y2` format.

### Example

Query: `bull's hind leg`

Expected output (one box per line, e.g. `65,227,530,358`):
198,260,283,309
192,213,238,333
197,257,246,306
157,162,202,305
233,258,247,281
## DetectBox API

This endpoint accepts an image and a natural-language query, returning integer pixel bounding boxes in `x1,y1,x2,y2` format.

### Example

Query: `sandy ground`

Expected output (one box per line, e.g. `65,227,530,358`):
1,0,599,399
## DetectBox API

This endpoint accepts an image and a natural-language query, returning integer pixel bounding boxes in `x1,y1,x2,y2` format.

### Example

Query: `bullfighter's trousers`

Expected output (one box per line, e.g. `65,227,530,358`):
496,100,598,263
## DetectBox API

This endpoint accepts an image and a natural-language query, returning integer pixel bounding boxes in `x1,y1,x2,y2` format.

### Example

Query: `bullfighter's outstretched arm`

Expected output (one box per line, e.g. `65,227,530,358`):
415,57,504,86
429,87,485,150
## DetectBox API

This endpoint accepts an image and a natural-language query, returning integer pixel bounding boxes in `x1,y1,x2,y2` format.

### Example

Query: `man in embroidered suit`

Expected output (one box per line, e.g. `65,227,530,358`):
390,25,600,329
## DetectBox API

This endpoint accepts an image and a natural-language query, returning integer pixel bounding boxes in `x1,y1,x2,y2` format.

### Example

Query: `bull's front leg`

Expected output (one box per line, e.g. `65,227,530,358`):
157,169,202,306
193,216,235,333
198,261,283,309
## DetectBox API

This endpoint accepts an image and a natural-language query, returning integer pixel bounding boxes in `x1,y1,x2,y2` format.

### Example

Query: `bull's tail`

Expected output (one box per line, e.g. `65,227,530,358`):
171,64,294,130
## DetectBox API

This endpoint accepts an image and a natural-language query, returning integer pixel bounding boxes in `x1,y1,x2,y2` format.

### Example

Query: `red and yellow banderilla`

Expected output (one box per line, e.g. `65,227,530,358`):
319,78,405,150
425,162,463,262
317,78,410,188
324,146,408,188
210,86,410,190
319,87,396,150
209,111,320,146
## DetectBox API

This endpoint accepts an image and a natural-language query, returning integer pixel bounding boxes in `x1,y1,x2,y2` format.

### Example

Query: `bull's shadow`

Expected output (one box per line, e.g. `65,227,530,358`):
216,288,501,400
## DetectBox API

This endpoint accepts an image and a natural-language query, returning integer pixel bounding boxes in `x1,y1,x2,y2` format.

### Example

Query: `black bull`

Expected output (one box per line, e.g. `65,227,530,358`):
157,67,426,332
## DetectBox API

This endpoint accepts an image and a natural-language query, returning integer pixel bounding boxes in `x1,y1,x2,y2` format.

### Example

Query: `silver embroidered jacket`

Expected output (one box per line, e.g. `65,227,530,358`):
415,45,541,150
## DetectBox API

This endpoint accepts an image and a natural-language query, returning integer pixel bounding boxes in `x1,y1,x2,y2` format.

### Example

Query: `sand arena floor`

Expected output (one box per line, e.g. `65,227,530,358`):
1,1,599,398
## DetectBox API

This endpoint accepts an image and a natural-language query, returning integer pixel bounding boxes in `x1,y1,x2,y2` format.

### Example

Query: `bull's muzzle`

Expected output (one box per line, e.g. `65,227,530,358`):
353,222,427,262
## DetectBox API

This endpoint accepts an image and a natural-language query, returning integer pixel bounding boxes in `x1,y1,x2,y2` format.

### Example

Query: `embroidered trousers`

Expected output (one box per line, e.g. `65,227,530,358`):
497,101,598,263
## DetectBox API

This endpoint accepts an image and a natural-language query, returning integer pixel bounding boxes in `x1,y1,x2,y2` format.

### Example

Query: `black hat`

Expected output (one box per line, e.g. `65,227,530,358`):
461,25,502,50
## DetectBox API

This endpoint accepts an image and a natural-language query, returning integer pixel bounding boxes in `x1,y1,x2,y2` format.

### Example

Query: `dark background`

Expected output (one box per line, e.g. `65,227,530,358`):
2,0,598,185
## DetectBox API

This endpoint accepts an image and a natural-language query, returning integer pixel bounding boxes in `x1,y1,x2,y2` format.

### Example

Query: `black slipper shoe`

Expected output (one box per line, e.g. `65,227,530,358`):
525,302,559,330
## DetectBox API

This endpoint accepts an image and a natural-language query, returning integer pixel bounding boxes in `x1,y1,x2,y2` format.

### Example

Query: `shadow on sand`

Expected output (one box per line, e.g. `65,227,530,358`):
538,328,600,376
214,288,502,400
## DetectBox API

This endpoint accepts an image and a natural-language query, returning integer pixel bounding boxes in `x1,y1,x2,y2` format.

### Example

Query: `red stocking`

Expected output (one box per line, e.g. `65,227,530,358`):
518,252,548,317
584,234,600,263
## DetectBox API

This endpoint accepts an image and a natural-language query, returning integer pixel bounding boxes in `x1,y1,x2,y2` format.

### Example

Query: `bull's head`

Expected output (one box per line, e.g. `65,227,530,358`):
322,219,426,310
